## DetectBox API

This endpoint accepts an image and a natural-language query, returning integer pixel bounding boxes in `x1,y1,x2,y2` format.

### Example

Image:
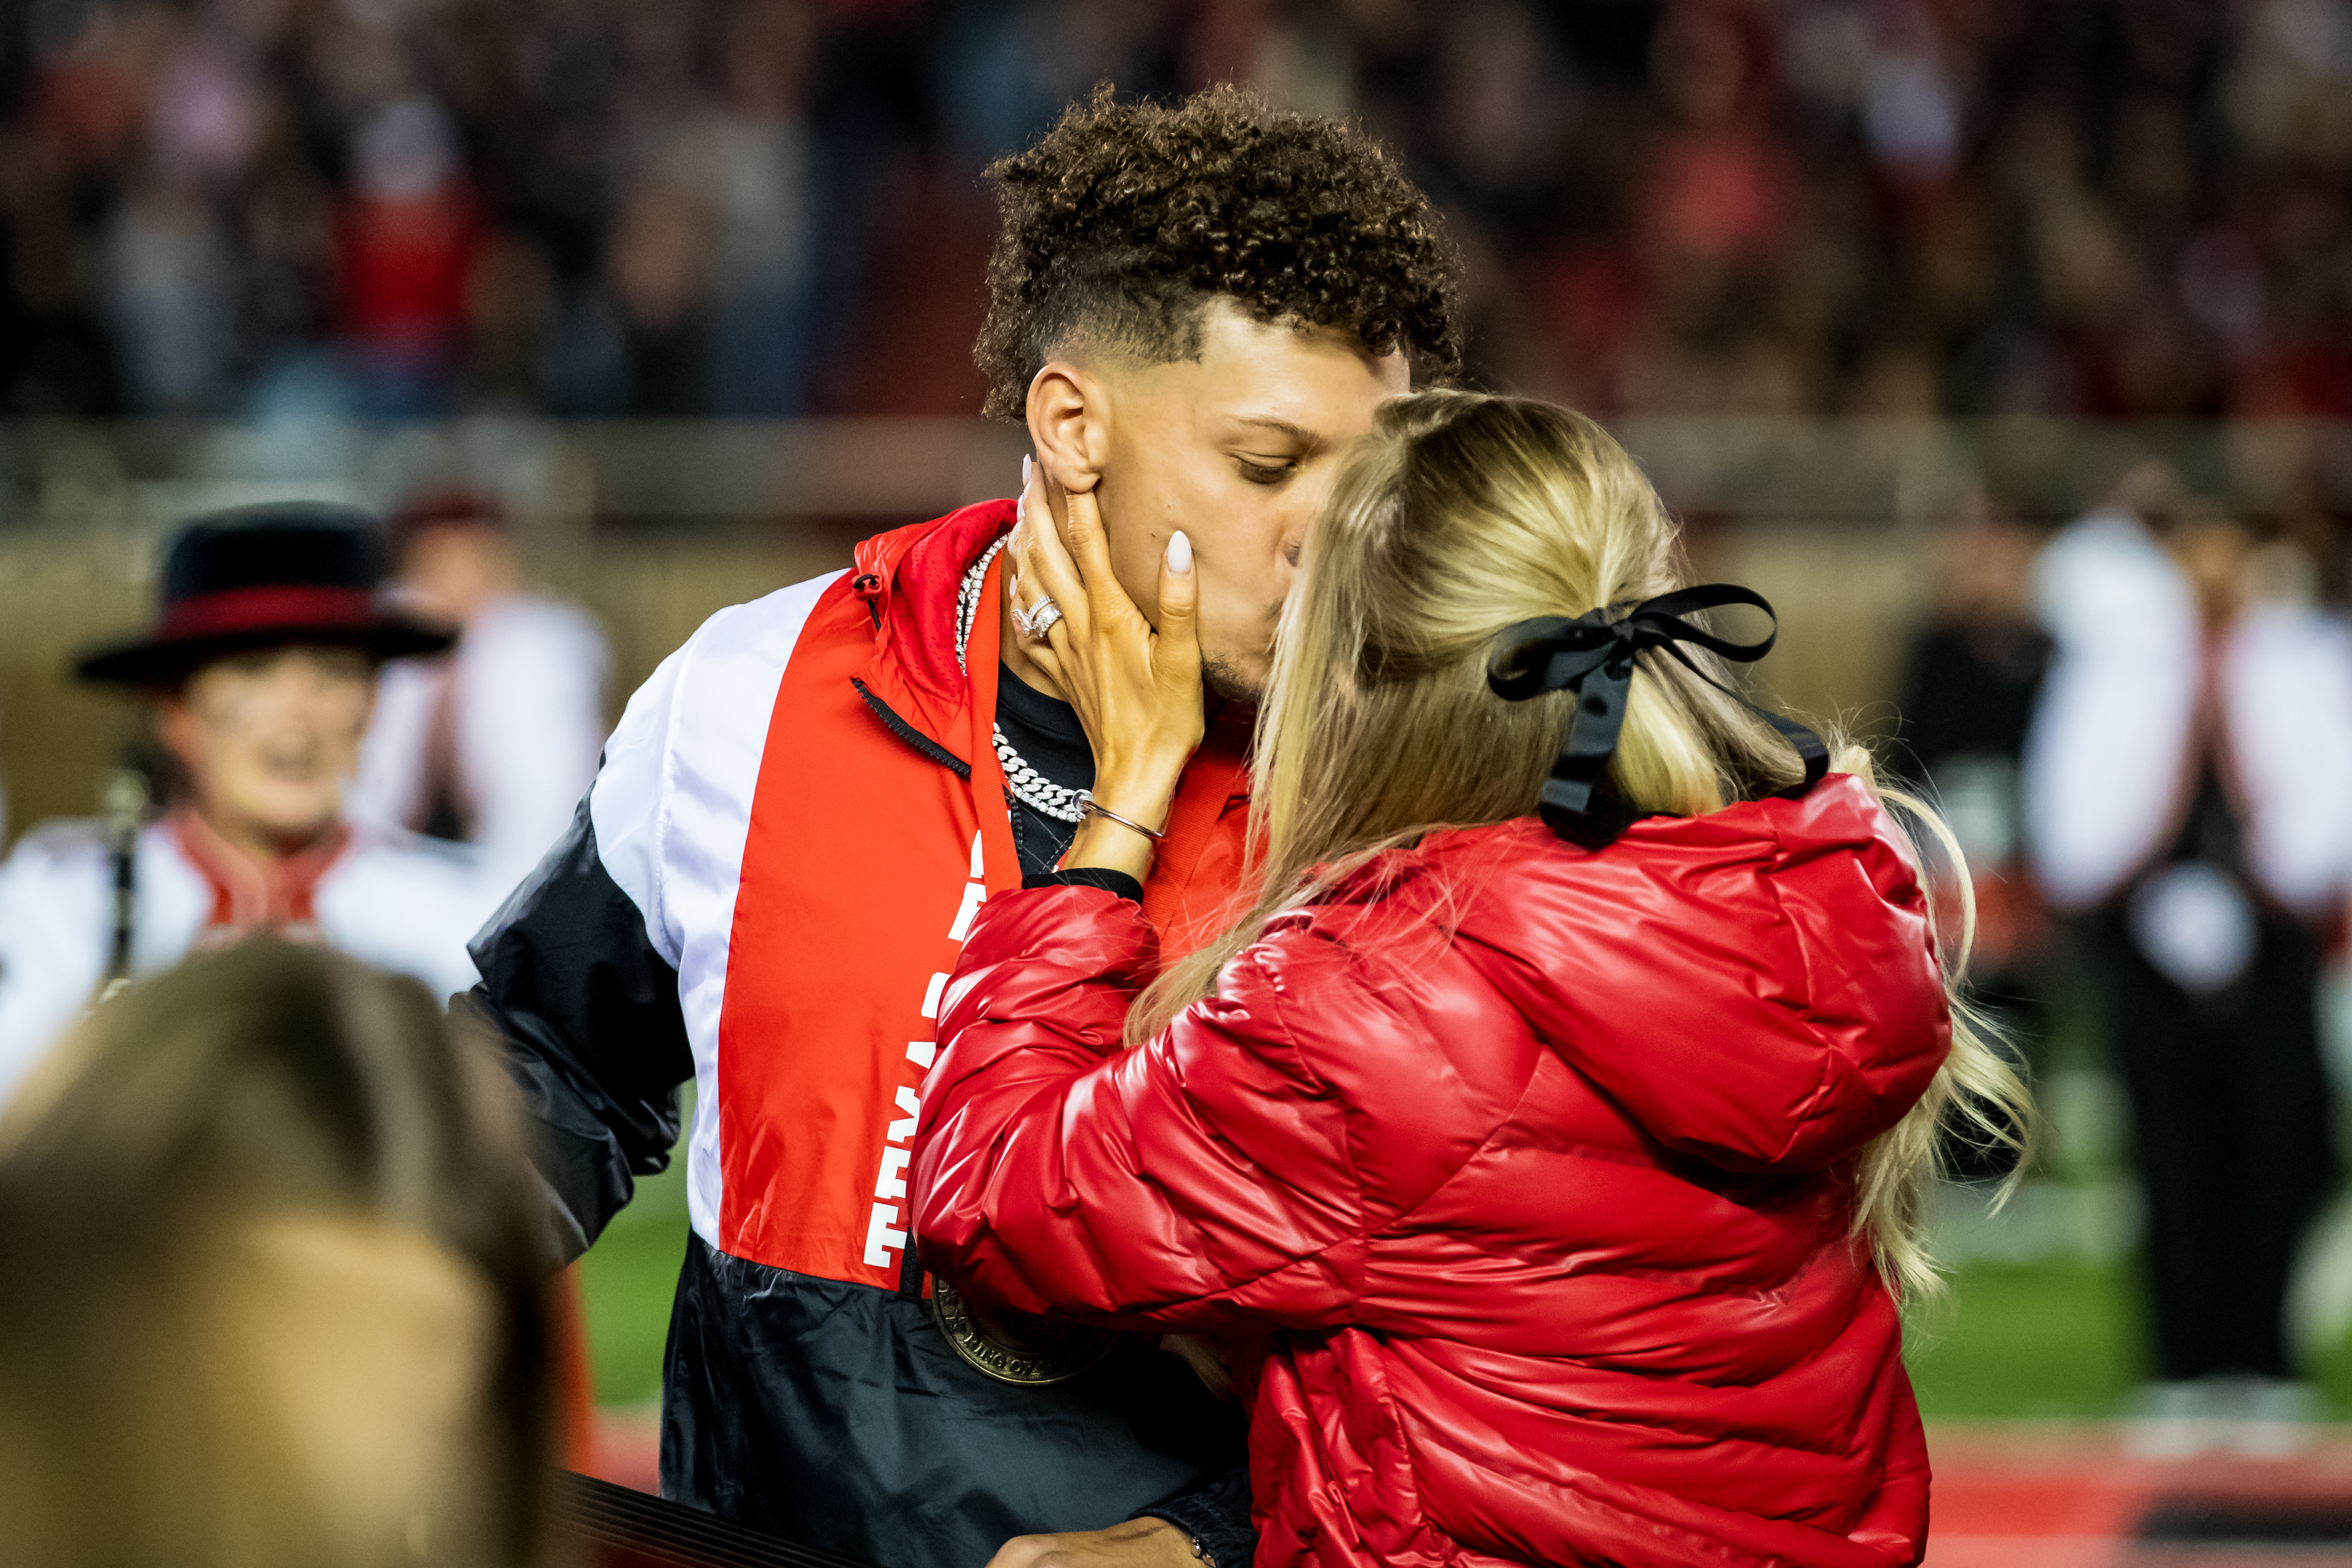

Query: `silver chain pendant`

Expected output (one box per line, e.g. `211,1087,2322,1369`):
955,539,1086,823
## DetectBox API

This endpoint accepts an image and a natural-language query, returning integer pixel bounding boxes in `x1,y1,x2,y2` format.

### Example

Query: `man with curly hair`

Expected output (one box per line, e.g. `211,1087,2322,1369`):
466,84,1460,1568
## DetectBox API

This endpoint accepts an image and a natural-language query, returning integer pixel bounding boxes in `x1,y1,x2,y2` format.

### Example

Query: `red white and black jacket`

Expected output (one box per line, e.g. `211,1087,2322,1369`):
467,502,1256,1567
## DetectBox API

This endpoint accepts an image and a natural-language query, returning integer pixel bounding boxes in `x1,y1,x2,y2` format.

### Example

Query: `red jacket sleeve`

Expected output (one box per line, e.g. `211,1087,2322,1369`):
911,885,1365,1332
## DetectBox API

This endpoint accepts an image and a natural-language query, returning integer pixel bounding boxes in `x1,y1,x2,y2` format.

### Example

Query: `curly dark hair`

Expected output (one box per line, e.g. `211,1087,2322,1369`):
975,84,1463,420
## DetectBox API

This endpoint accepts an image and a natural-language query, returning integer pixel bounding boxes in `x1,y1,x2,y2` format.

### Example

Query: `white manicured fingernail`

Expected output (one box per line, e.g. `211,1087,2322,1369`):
1021,454,1033,492
1168,530,1191,572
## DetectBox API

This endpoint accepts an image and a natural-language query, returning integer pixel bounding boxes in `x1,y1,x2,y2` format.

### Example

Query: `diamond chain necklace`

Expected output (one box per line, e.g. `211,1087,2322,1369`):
955,539,1087,824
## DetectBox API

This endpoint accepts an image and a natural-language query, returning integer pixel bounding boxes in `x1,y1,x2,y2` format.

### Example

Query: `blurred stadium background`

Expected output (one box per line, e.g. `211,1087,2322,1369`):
7,0,2352,1562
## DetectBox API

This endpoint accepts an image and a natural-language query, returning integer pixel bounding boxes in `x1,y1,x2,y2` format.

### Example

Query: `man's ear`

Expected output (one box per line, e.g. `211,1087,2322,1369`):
1025,360,1109,496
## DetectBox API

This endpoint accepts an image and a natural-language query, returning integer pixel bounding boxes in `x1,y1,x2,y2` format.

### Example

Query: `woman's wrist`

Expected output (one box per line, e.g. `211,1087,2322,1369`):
1061,814,1157,882
1060,739,1190,884
1087,757,1186,833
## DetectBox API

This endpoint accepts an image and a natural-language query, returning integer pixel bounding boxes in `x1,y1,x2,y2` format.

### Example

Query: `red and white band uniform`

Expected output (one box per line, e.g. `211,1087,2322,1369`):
0,807,497,1106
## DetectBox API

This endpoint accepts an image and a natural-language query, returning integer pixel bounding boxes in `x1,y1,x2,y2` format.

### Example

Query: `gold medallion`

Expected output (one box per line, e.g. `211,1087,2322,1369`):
930,1277,1117,1387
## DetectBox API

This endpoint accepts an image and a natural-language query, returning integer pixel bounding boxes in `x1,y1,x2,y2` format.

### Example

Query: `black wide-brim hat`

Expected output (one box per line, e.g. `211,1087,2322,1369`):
75,501,458,689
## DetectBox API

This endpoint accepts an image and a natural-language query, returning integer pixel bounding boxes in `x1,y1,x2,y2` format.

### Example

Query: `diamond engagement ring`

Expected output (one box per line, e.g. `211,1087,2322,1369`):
1014,596,1064,638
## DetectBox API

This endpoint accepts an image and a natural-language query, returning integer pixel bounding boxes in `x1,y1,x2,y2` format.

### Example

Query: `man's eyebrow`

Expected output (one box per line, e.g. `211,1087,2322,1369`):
1223,416,1323,446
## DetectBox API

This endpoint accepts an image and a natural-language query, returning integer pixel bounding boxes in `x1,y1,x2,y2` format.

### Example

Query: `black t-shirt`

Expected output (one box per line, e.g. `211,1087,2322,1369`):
994,663,1095,875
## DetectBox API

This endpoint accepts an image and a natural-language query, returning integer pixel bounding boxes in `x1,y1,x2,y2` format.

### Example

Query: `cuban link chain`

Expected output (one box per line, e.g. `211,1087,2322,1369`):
955,538,1086,824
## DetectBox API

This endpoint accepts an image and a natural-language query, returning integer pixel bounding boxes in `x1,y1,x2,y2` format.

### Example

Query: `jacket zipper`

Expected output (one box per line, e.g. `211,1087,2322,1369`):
850,678,971,780
852,668,980,1306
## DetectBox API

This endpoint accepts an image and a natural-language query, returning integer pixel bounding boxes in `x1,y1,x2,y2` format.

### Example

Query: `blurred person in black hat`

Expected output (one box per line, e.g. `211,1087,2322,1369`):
0,502,502,1107
347,489,610,890
0,939,556,1567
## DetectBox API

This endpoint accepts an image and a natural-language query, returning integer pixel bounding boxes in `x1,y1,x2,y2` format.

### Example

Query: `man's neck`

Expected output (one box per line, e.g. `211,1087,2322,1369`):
193,803,330,869
997,592,1071,700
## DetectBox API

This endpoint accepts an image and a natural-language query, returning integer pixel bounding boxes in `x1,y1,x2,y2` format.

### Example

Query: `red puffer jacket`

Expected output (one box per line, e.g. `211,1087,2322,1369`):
913,775,1951,1568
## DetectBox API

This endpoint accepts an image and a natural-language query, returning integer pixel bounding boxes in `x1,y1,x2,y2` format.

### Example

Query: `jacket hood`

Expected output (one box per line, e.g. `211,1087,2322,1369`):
850,498,1017,704
1442,775,1951,1174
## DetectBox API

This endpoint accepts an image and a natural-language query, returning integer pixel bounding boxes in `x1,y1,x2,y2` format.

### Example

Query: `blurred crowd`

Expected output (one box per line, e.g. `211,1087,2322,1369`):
7,0,2352,422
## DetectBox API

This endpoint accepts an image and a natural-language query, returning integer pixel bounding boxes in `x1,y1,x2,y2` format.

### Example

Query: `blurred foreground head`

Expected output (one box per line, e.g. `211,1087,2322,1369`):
0,942,552,1567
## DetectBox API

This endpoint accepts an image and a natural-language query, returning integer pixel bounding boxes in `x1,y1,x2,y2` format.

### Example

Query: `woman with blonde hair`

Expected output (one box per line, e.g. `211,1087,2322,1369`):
0,941,556,1568
911,390,2027,1568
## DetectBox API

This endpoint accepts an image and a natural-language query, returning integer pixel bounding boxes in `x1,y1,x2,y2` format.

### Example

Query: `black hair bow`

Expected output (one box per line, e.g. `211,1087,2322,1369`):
1485,583,1828,844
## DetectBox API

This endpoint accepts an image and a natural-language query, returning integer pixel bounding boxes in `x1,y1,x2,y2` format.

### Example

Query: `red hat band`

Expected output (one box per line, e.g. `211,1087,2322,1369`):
157,586,383,642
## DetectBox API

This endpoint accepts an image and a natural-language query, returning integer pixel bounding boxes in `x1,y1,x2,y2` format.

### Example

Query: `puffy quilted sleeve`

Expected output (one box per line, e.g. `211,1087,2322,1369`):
911,886,1365,1332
